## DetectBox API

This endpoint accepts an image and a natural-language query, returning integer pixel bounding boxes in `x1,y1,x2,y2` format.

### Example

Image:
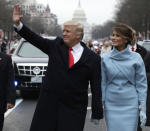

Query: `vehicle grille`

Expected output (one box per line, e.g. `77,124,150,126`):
17,63,47,76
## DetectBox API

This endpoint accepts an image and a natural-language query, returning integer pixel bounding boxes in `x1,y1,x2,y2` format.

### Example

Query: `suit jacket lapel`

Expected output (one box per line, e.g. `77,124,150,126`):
58,41,89,70
57,41,69,69
0,53,6,70
136,44,146,59
71,42,88,69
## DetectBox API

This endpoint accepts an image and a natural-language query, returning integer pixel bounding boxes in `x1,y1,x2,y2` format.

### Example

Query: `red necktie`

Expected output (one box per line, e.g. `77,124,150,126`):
131,47,135,52
68,48,74,68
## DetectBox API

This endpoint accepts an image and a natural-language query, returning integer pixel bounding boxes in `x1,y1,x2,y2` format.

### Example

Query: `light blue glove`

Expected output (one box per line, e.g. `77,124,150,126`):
90,119,100,125
139,101,147,128
92,119,99,125
89,112,100,125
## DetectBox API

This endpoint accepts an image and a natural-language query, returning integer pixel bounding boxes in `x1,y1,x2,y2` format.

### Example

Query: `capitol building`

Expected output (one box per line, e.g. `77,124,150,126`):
72,0,92,41
7,0,91,40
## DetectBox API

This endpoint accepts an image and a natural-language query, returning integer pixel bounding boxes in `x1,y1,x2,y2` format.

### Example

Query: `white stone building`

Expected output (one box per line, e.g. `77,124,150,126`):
72,0,91,41
7,0,57,28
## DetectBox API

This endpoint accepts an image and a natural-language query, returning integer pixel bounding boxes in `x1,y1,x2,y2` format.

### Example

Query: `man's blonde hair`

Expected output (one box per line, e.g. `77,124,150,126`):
63,20,84,40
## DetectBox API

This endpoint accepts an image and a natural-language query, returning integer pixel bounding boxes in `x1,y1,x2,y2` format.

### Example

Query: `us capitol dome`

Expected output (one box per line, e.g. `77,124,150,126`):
72,0,91,41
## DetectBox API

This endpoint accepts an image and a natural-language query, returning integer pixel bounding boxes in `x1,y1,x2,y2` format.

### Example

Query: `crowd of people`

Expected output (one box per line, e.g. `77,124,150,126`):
0,4,149,131
0,37,19,55
87,39,112,56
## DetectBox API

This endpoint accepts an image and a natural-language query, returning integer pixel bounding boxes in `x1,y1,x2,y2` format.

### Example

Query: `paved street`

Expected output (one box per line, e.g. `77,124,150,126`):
3,98,108,131
3,93,150,131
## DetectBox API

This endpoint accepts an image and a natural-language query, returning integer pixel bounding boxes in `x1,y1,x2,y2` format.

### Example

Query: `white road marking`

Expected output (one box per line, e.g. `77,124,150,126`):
87,107,91,110
5,99,23,118
88,93,92,110
88,93,91,96
4,93,92,117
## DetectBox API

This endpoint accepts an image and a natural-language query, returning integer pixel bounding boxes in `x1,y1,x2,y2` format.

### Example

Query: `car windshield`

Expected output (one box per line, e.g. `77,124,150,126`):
17,41,48,57
142,42,150,51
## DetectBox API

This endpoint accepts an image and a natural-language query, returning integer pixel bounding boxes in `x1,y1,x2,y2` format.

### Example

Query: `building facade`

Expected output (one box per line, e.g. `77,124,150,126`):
7,0,57,31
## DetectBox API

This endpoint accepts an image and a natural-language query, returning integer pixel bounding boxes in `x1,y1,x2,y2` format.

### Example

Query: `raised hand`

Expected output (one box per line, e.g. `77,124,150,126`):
13,5,23,26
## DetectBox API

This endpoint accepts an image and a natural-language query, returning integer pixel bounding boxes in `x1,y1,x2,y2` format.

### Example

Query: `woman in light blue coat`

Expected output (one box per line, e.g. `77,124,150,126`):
101,23,147,131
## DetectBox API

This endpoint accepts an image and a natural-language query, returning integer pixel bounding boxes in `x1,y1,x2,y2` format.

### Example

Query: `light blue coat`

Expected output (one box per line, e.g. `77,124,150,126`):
101,46,147,131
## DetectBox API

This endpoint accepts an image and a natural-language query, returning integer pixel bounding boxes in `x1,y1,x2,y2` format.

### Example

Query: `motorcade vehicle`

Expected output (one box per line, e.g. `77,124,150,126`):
139,40,150,51
12,38,49,97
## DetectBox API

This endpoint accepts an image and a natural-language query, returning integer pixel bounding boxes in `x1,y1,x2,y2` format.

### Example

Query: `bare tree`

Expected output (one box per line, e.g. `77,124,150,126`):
115,0,150,38
92,0,150,39
92,21,115,39
0,0,12,31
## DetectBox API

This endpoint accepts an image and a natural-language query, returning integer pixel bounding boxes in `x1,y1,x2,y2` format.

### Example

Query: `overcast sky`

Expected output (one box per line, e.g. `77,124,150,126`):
36,0,118,25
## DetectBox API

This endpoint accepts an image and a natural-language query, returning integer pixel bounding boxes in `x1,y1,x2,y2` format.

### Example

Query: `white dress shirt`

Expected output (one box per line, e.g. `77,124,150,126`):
14,22,23,31
71,43,84,64
129,44,137,52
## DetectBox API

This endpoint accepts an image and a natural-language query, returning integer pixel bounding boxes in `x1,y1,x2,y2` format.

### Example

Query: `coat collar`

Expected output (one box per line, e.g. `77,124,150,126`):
58,39,89,70
70,41,89,69
136,44,147,59
57,39,69,69
110,45,132,60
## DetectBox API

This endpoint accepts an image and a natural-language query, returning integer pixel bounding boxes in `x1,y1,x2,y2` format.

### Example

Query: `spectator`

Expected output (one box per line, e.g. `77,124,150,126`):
101,40,112,56
0,52,16,131
0,39,7,53
130,31,150,131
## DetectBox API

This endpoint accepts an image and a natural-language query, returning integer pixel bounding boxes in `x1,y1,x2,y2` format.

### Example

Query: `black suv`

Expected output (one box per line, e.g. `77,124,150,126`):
12,38,48,97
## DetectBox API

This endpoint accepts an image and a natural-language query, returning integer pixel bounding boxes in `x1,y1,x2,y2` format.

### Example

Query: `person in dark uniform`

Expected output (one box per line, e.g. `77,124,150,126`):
130,31,150,131
0,52,16,131
13,5,103,131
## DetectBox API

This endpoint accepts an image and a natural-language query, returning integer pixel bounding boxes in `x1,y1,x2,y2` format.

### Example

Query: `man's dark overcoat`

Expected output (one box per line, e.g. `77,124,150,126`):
16,25,103,131
136,44,150,126
0,52,15,114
